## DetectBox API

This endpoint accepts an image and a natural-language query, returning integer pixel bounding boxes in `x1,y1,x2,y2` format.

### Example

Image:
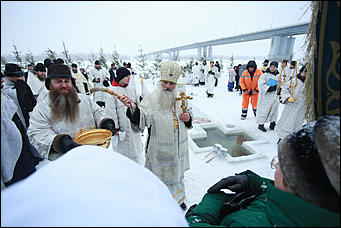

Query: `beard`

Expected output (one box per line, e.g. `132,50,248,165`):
37,74,46,81
49,86,80,123
153,82,177,110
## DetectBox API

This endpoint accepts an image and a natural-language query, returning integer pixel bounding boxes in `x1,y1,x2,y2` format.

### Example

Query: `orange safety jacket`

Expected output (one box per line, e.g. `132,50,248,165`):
240,69,263,94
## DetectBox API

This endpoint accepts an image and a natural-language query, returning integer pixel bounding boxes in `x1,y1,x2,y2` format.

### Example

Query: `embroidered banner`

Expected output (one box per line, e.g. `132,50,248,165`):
314,1,340,118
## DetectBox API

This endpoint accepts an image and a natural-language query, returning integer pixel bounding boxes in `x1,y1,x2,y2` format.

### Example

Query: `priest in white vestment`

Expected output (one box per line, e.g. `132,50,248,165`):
119,62,193,210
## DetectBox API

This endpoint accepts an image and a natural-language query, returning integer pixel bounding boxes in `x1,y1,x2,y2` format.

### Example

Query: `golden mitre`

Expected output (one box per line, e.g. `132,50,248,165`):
160,62,182,83
74,126,112,148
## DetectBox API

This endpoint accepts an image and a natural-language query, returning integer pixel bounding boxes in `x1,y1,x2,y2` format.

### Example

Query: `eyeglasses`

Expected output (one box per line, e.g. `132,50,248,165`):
270,155,279,169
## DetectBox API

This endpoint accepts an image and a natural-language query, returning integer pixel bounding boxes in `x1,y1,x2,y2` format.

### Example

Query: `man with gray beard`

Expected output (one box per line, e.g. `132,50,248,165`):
27,64,117,161
119,62,193,211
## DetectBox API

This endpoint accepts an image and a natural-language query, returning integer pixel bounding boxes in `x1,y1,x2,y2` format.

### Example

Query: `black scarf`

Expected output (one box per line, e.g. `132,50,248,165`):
14,80,37,127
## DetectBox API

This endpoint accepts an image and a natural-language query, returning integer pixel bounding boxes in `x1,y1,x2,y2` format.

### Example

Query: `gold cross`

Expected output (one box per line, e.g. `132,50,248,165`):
175,91,193,112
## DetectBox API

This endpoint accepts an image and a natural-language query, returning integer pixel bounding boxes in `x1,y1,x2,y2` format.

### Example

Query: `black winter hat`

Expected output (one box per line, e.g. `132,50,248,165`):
55,58,65,64
246,60,257,70
44,58,52,68
45,64,73,90
299,64,307,74
278,115,340,211
114,67,131,84
35,63,46,72
71,63,78,68
94,60,101,65
269,61,278,68
4,63,24,77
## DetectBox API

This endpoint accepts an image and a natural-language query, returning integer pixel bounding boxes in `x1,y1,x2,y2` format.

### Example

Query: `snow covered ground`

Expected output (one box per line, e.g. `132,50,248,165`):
133,70,283,211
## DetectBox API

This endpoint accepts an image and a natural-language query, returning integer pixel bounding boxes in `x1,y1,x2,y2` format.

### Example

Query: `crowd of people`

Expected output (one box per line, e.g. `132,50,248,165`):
1,56,340,226
188,58,308,143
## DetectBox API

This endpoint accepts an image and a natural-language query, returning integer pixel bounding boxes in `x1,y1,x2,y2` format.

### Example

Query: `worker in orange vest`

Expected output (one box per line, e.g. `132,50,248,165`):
240,60,263,120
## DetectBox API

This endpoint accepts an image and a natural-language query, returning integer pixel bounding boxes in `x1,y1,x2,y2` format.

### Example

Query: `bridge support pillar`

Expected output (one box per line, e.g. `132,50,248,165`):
268,36,296,62
208,46,213,61
202,47,207,60
197,48,202,60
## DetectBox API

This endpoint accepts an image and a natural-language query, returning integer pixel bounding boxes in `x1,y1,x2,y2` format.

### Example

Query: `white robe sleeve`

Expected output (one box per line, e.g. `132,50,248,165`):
27,104,59,159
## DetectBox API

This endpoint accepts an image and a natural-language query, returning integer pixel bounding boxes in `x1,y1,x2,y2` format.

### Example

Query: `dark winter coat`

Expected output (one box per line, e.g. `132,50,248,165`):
186,170,340,227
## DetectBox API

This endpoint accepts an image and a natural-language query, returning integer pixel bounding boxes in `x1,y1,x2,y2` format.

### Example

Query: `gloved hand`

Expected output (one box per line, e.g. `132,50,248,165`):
207,175,250,193
243,90,249,95
101,119,119,136
103,80,110,87
60,135,80,153
267,85,277,92
212,72,215,75
208,70,212,74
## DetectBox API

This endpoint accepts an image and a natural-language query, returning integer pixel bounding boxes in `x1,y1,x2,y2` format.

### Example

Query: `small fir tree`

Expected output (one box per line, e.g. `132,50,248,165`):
136,45,148,78
111,46,121,66
99,47,108,69
45,48,57,60
12,41,22,67
88,51,97,64
1,56,7,70
172,53,179,62
152,53,162,77
228,54,234,68
25,50,35,65
219,57,224,73
184,58,194,75
61,39,72,64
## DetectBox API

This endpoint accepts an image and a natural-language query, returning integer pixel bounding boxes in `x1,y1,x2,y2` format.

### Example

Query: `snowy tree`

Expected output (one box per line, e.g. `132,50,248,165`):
12,42,22,67
172,53,179,62
152,53,162,75
25,50,35,65
111,45,121,66
228,54,234,68
219,57,224,73
183,58,194,75
99,47,108,69
136,45,148,78
1,56,7,70
45,48,57,60
88,51,97,64
61,39,72,64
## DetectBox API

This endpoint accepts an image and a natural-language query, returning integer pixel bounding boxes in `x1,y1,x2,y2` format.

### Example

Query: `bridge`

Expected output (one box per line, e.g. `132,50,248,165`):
145,22,310,62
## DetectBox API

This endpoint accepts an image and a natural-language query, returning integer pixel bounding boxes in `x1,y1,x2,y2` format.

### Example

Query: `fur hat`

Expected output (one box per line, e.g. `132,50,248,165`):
34,63,46,72
114,67,131,84
278,115,340,211
45,64,74,90
160,62,182,84
4,63,24,77
269,61,278,68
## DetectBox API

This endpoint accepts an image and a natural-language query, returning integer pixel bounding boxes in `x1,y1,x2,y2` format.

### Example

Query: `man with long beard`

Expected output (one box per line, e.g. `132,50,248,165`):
27,64,117,161
119,62,193,210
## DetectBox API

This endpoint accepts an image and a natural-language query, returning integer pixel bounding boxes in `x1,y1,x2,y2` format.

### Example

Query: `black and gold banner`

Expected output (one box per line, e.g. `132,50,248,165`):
314,1,340,118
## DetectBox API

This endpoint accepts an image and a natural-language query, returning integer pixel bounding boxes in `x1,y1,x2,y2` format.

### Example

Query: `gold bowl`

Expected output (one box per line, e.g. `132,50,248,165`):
74,128,112,148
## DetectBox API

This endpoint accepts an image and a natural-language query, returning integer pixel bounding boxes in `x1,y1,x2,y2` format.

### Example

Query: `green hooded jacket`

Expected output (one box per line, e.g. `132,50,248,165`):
186,170,340,227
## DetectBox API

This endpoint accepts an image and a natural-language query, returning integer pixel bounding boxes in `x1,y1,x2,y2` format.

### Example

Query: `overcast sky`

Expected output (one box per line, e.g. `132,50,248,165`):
1,1,311,59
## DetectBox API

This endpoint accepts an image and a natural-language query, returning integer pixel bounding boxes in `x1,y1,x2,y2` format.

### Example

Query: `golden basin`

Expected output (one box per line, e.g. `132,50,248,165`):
74,128,112,148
